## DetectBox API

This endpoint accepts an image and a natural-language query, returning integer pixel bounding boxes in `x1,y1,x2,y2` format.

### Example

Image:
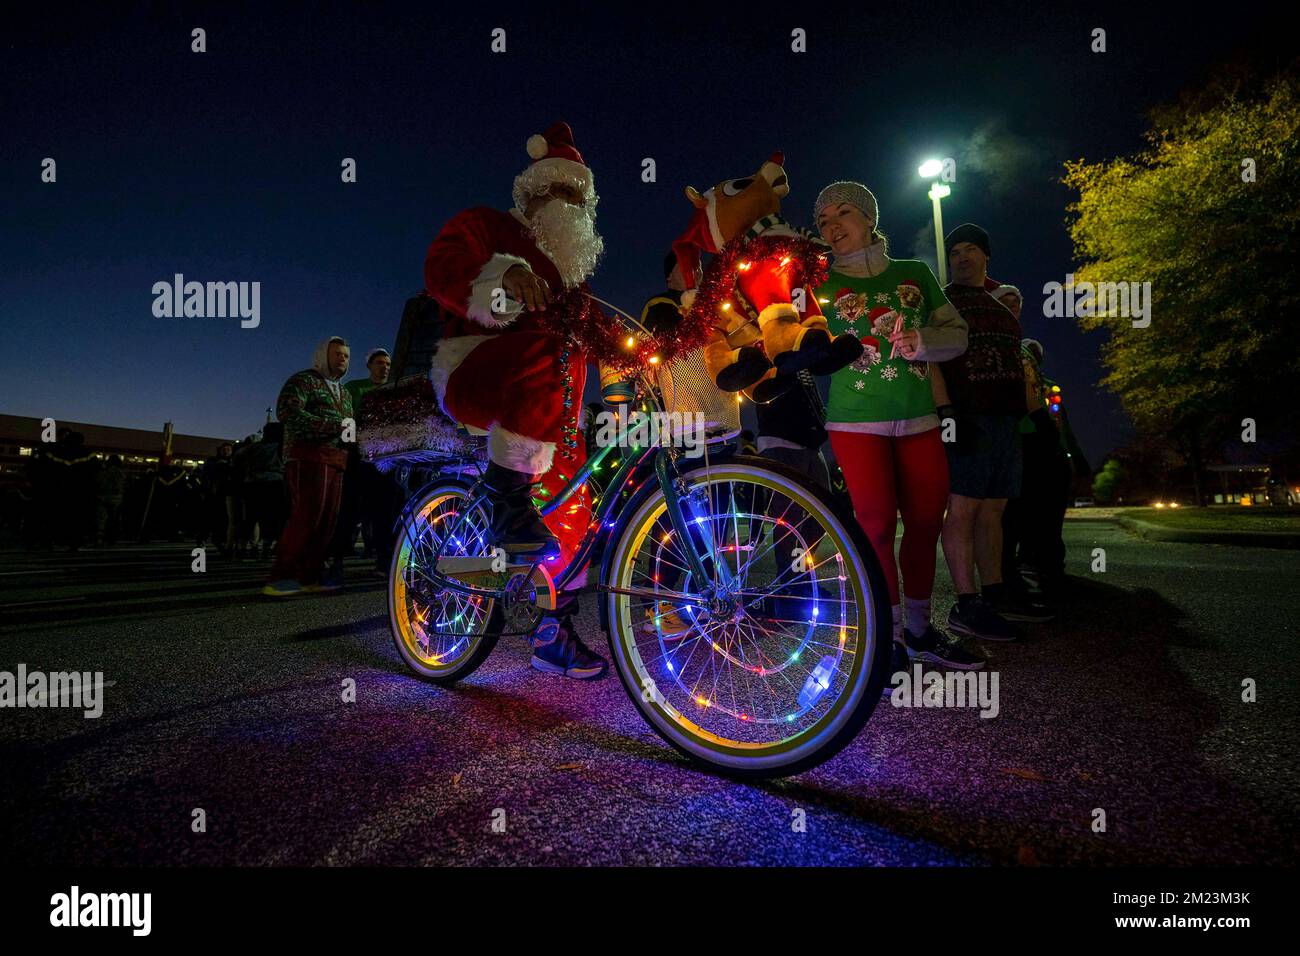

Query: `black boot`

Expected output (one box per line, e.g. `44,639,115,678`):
807,331,865,375
482,461,559,556
747,373,794,404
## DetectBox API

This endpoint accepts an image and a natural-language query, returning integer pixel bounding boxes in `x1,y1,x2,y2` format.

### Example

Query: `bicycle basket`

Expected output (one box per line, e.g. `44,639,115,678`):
655,346,742,442
357,374,488,471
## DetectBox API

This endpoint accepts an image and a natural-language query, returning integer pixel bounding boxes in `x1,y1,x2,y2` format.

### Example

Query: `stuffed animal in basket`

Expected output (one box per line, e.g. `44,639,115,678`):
672,152,863,402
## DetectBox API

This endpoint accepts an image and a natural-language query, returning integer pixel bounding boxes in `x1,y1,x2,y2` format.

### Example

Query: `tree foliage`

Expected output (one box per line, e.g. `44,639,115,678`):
1063,63,1300,455
1092,459,1126,505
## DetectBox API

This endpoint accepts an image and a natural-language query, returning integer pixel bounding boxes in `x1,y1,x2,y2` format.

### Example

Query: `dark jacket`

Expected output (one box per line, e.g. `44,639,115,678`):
754,370,828,450
240,437,285,483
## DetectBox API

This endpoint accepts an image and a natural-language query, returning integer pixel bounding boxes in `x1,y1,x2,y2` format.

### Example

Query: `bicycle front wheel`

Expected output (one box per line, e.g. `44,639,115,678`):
604,456,891,778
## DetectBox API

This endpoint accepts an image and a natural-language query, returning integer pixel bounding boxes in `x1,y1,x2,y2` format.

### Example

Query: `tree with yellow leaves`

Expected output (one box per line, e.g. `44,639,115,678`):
1064,62,1300,503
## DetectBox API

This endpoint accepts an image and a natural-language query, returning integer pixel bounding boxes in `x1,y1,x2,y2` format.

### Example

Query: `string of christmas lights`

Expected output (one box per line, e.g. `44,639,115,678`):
683,233,830,330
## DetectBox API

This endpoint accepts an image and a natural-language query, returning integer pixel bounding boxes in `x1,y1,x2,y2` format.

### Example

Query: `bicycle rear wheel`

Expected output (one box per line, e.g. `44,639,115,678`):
389,480,501,684
604,456,891,778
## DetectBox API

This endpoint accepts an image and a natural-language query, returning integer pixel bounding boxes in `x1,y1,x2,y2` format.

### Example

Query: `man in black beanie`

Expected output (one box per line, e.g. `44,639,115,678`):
937,224,1053,643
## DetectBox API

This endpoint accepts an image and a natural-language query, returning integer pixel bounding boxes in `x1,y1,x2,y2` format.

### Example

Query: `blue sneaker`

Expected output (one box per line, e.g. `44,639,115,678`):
531,613,608,680
305,564,344,594
262,579,304,597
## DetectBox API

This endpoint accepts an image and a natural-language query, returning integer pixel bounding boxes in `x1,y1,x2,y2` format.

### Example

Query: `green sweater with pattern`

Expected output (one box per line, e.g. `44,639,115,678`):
277,370,353,450
816,257,967,425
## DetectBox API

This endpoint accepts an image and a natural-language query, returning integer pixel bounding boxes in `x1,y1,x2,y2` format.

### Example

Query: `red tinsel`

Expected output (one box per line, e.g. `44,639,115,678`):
683,233,830,340
535,288,714,374
530,231,827,375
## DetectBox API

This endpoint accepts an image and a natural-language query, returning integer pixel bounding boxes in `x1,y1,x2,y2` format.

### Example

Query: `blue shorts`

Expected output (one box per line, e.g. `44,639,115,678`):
944,413,1022,500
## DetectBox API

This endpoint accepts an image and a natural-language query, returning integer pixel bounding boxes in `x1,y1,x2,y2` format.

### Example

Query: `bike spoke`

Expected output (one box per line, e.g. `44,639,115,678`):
612,465,875,747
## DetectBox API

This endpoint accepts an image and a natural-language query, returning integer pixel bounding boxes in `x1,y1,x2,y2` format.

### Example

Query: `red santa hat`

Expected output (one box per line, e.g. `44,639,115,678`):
672,205,719,311
512,122,595,211
867,306,895,324
835,288,855,302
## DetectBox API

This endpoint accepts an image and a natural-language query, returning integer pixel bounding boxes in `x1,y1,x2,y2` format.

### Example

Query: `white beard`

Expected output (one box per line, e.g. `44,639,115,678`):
528,200,604,289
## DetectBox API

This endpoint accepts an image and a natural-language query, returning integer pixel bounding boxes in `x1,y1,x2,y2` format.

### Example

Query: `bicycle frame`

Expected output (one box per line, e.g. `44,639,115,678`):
413,444,741,616
421,444,720,596
404,298,736,613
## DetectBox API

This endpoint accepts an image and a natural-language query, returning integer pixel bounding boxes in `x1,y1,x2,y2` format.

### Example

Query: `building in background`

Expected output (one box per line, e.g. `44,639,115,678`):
0,414,230,491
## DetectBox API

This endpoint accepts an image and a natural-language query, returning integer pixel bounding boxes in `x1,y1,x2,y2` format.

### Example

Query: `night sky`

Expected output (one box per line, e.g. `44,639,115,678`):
1,3,1275,465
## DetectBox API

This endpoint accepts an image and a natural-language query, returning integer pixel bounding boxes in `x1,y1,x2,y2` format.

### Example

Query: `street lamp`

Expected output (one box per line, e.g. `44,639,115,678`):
918,160,950,283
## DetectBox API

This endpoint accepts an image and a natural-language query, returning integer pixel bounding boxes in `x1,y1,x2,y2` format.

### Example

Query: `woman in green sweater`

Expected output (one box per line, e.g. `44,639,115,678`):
812,181,984,671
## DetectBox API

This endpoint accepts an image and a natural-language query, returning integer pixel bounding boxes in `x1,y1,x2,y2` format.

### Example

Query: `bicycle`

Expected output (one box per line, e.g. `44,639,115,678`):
380,325,892,779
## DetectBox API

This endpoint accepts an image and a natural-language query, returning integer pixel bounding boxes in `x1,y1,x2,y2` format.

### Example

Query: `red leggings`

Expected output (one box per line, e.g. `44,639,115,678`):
828,428,949,605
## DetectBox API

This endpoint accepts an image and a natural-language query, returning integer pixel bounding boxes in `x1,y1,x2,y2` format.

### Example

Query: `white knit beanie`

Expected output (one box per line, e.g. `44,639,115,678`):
813,181,879,227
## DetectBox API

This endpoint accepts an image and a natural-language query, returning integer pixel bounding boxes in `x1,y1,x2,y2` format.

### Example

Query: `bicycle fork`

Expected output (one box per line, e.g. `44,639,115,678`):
654,449,737,613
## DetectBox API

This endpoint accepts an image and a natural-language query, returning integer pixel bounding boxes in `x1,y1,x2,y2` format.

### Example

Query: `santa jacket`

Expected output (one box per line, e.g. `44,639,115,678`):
423,206,594,410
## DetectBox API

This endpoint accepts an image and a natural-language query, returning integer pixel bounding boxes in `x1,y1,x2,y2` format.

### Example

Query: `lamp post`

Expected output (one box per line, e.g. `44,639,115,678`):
918,160,950,284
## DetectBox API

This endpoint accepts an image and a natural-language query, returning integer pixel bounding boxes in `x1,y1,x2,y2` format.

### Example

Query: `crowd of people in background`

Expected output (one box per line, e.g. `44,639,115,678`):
8,427,289,556
7,346,398,581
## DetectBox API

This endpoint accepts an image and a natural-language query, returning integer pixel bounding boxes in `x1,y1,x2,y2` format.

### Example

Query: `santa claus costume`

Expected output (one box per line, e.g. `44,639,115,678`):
423,121,607,678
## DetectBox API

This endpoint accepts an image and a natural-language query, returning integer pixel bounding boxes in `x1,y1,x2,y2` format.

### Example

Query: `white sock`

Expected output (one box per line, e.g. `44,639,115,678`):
904,597,931,637
891,603,904,645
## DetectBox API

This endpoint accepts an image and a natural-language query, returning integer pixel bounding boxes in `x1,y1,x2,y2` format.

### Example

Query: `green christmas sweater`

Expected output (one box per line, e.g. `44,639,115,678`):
816,256,968,425
277,370,353,449
344,377,379,409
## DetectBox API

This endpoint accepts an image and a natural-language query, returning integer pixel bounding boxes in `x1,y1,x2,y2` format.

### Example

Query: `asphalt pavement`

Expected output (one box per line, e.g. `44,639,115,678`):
1,522,1296,866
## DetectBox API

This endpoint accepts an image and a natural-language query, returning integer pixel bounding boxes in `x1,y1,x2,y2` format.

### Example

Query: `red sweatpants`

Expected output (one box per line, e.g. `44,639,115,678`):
829,428,949,605
269,445,346,586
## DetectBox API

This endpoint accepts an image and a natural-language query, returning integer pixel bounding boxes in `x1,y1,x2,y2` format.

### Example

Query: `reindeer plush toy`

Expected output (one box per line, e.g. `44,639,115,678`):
672,152,863,402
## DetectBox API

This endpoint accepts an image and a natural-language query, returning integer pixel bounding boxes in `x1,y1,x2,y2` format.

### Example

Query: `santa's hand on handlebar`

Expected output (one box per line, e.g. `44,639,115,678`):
502,264,553,311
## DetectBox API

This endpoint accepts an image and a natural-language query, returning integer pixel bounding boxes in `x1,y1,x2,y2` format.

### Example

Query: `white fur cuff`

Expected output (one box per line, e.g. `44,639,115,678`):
489,424,555,475
467,253,530,328
756,302,800,328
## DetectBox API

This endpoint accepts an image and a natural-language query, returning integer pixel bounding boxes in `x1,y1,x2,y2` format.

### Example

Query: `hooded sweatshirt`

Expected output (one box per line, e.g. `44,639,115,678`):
312,337,344,401
815,243,968,436
276,337,353,451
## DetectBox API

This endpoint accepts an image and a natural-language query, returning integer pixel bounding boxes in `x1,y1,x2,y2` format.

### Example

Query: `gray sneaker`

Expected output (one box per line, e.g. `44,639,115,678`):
947,597,1019,642
904,625,987,670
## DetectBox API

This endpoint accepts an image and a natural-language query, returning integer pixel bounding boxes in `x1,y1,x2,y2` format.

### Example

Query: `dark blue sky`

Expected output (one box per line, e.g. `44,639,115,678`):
1,2,1274,463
